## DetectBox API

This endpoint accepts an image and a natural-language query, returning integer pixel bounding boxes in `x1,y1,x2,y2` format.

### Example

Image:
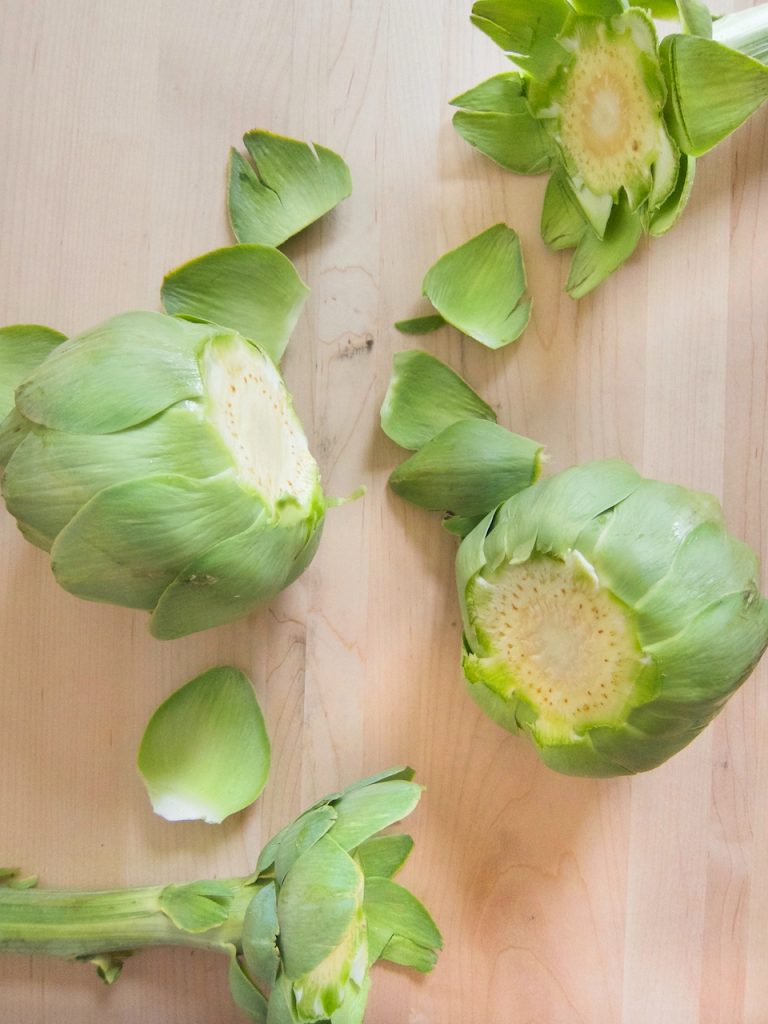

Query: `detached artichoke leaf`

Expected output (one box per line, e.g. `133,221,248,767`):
566,196,643,299
161,245,309,365
421,224,531,349
389,419,544,518
228,946,269,1023
363,877,442,970
329,781,422,851
393,314,446,335
2,402,233,548
354,834,414,880
138,666,270,824
228,130,352,248
0,324,65,420
50,472,259,610
451,73,556,174
242,882,281,992
380,349,496,452
15,312,214,434
159,880,238,932
661,33,768,157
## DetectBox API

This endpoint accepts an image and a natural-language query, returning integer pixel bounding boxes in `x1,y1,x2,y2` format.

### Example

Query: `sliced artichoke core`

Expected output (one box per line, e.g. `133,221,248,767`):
558,28,661,198
201,333,319,510
475,551,645,735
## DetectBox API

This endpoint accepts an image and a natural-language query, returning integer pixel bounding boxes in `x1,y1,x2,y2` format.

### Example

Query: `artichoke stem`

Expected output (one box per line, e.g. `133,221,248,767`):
0,878,256,960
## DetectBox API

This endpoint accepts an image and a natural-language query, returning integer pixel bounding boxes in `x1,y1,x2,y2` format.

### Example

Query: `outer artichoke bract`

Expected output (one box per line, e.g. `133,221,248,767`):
0,311,325,639
458,460,768,776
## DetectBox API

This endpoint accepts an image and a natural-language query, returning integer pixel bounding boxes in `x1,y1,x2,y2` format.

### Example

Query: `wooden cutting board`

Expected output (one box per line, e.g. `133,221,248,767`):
1,1,766,1021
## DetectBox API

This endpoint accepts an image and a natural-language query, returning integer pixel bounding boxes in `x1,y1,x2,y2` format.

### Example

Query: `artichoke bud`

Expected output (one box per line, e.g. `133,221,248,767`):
458,460,768,776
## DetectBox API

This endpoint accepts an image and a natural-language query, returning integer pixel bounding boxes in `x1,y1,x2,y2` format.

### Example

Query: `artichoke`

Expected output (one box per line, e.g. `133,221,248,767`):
453,0,768,295
0,769,441,1022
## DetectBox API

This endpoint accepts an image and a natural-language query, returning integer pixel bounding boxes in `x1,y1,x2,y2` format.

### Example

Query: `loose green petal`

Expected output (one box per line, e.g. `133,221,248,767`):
393,314,446,335
380,349,496,452
389,419,544,518
277,836,363,980
661,34,768,157
162,246,309,365
50,473,259,610
354,835,414,879
242,882,280,991
149,506,324,640
451,73,555,174
329,781,422,851
541,170,588,251
159,880,237,932
566,196,643,299
2,402,232,547
137,665,270,824
228,947,269,1023
15,312,214,434
228,130,352,247
422,224,531,349
0,325,65,419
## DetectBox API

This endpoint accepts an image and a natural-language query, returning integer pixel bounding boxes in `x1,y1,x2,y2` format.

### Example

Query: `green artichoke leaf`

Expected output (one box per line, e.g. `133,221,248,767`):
277,836,364,980
328,781,422,852
661,34,768,157
380,349,496,452
265,972,300,1024
329,975,370,1024
535,733,635,778
647,153,696,237
363,877,442,969
228,946,269,1023
228,130,352,248
161,245,309,365
393,314,447,335
676,0,712,38
242,882,280,992
15,312,215,434
0,324,65,420
159,880,238,933
2,401,233,548
470,0,569,60
451,73,555,174
0,410,31,470
50,472,259,610
355,834,414,880
389,419,544,518
541,170,588,252
566,196,643,299
421,224,531,349
138,666,270,824
274,806,341,884
640,0,680,16
378,934,440,973
149,504,324,640
442,513,487,539
569,0,625,17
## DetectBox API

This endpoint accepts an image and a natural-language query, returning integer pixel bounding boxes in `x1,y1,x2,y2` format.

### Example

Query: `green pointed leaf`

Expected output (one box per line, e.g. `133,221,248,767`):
274,806,340,884
50,473,259,610
363,877,442,970
389,419,544,518
566,197,643,299
0,325,65,420
442,512,487,539
277,836,363,979
228,947,269,1022
228,130,351,247
2,402,233,548
139,666,270,824
161,245,309,365
355,835,414,879
422,224,531,349
381,349,496,452
15,312,214,434
661,34,768,157
541,170,587,251
159,880,237,932
393,314,446,335
329,781,422,851
470,0,569,57
648,153,696,236
242,882,280,991
451,73,555,174
150,508,323,640
379,934,439,973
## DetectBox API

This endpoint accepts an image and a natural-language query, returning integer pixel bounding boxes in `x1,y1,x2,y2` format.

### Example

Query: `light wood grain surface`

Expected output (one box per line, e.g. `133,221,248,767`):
1,2,767,1021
